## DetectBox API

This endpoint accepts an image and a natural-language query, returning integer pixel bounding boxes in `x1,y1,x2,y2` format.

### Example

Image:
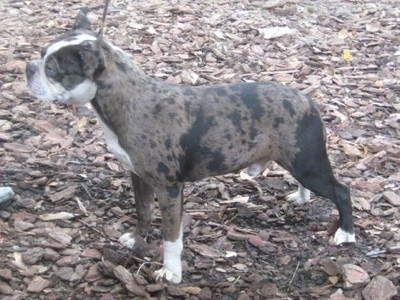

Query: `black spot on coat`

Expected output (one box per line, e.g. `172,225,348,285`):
157,162,174,182
227,110,243,133
164,138,172,150
179,108,226,178
283,99,296,116
166,186,180,198
239,83,266,121
273,116,284,128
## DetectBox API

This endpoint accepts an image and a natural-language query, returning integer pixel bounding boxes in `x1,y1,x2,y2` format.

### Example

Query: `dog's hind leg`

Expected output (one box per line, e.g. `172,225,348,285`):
291,167,355,245
153,183,184,284
278,113,355,245
286,183,311,205
119,172,155,251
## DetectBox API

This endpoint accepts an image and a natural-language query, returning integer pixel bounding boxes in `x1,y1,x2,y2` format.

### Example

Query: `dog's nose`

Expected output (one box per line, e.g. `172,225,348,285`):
26,62,36,79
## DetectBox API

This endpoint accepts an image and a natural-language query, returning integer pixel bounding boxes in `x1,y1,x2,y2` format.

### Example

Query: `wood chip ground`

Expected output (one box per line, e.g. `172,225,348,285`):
0,0,399,299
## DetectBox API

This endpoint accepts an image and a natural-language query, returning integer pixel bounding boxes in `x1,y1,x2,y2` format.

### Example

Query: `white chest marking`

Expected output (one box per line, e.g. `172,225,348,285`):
96,118,135,173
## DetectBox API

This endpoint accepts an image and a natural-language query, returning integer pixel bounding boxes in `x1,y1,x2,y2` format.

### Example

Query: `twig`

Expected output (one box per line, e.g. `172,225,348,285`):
77,218,105,236
287,261,300,292
75,196,89,216
232,276,241,285
79,182,94,201
136,261,163,276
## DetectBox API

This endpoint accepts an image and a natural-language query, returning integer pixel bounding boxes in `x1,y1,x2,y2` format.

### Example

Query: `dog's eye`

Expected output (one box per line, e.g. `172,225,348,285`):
45,65,56,75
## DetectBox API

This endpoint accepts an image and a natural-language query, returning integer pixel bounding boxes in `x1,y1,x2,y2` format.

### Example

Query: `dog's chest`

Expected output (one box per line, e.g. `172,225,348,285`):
97,118,135,172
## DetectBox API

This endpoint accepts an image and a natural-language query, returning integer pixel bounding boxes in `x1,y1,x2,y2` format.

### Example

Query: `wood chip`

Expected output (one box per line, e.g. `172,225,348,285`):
189,243,223,258
43,227,72,245
55,267,74,281
27,276,50,293
48,185,77,202
113,265,133,285
38,212,75,221
22,247,44,265
362,275,397,300
382,190,400,206
341,264,370,289
0,280,13,295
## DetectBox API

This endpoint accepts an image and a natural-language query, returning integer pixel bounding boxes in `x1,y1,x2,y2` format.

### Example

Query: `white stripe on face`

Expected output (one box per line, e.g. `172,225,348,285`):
28,33,99,104
43,33,97,61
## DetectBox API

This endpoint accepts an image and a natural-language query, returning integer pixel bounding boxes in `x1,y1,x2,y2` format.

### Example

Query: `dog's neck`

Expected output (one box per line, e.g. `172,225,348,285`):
90,41,160,137
95,41,152,93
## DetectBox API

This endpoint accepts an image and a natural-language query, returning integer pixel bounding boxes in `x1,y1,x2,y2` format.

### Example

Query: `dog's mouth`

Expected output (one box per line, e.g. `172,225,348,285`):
26,80,67,104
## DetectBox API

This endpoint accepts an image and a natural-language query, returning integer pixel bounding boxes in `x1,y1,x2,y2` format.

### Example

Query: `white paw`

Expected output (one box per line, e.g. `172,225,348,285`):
119,233,136,249
329,228,356,245
155,227,183,283
286,186,311,205
244,163,264,178
154,266,182,284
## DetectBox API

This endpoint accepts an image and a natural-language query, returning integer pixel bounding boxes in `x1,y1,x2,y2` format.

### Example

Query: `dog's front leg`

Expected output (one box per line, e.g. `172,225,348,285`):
119,173,155,250
154,184,184,284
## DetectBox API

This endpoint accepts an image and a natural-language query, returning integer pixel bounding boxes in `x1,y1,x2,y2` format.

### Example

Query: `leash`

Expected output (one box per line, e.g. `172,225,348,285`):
98,0,111,38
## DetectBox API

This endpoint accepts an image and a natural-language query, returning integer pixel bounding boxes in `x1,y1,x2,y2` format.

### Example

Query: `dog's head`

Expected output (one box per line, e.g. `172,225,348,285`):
26,8,104,105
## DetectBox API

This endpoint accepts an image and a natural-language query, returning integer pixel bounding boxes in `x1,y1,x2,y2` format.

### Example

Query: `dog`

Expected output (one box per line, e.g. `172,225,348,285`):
26,9,355,283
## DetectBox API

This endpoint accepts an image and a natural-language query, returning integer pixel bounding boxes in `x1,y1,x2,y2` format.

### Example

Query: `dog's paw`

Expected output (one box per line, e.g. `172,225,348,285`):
329,228,356,245
286,187,311,205
154,266,182,284
119,233,136,249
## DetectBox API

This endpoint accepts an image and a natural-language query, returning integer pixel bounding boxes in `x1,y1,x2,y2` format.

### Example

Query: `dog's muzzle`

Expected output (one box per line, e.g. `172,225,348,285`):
26,62,38,81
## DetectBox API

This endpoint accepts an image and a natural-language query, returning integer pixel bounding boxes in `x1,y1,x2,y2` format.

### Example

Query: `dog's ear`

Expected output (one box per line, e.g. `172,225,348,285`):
78,40,104,79
73,8,92,31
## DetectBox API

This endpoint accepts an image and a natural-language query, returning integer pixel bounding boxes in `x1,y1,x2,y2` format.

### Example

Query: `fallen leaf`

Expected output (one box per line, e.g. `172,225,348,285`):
342,49,354,61
328,276,339,285
340,141,362,157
